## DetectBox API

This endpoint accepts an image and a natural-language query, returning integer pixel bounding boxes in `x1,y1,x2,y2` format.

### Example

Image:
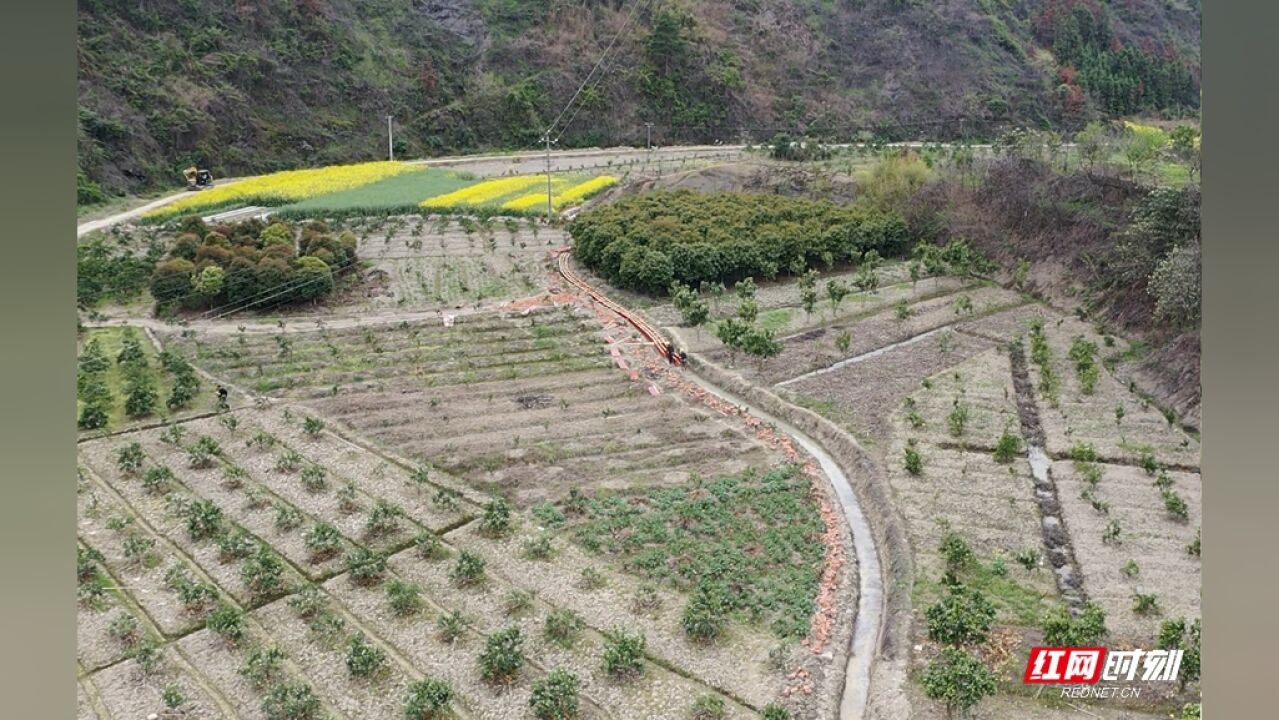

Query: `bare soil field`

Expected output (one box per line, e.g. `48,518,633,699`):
714,283,1027,388
1024,315,1201,469
342,216,558,312
1054,461,1201,641
881,350,1060,622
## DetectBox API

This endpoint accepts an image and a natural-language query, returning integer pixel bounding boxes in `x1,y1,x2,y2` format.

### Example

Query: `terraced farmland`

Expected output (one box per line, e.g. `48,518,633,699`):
164,305,781,507
78,290,855,719
635,258,1202,716
77,326,220,436
77,389,835,719
346,216,557,312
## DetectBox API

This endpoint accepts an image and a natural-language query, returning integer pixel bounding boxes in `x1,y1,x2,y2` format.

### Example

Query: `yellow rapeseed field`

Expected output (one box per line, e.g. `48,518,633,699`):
554,175,617,206
502,175,618,212
145,161,416,220
419,175,548,209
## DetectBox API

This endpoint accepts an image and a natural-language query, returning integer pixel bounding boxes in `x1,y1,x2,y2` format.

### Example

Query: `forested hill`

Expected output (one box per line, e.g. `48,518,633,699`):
77,0,1200,199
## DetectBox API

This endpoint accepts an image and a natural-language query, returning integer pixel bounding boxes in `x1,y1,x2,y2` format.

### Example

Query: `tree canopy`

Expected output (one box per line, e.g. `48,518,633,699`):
149,217,355,312
569,191,909,295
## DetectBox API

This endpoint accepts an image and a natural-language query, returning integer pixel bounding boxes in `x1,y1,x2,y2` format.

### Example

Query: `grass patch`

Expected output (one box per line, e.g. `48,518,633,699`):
562,464,826,639
1103,338,1150,371
758,307,793,333
913,560,1057,627
792,394,838,417
77,327,216,431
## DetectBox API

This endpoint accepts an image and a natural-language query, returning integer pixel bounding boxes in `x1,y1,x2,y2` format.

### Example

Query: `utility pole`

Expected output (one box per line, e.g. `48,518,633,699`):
544,130,553,220
387,115,394,161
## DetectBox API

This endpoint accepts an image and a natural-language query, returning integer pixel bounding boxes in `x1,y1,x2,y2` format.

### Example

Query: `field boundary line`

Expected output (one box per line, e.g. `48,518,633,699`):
776,297,1032,388
78,464,250,628
1049,453,1201,474
419,536,759,714
77,673,112,720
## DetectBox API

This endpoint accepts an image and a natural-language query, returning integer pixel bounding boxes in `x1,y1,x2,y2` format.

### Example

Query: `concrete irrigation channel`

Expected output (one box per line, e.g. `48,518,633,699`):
555,250,886,720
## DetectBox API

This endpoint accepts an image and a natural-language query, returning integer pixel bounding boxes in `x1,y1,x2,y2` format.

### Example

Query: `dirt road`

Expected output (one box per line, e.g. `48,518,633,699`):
74,145,745,239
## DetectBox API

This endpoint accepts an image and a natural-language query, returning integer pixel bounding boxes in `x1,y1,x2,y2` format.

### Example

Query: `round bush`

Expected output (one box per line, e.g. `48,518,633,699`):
529,668,580,719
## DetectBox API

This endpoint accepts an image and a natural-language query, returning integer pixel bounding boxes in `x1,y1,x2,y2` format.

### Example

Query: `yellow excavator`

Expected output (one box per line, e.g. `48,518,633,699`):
183,166,214,191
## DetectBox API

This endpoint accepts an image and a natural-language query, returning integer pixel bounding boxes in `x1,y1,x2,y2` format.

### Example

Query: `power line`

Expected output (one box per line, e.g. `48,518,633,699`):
144,249,366,320
544,0,652,142
205,264,357,319
198,254,364,319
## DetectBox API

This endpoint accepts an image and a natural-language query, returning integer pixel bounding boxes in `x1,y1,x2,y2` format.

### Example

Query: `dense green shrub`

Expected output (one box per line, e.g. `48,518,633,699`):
78,236,158,307
921,647,995,719
478,497,513,537
184,499,223,540
241,545,286,598
569,191,908,294
940,532,977,573
148,218,355,312
303,522,342,561
924,585,996,646
345,633,387,677
385,578,423,616
602,628,646,679
993,428,1023,463
142,465,174,495
450,550,486,586
904,441,923,475
1157,617,1201,690
530,668,580,719
1041,601,1108,647
344,547,388,586
478,626,524,684
681,585,728,643
404,678,453,719
206,603,244,642
262,682,321,720
116,442,146,475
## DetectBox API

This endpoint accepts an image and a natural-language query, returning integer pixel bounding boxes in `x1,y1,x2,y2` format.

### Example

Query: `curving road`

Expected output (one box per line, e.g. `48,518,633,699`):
75,140,1009,240
75,145,745,239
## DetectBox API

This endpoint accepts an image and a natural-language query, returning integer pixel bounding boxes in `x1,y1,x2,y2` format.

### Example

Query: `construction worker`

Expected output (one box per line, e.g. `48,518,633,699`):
216,385,229,411
665,345,676,364
678,349,688,365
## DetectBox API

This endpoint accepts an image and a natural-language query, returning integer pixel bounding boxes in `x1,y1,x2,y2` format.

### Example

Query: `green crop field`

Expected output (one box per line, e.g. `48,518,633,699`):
274,167,476,218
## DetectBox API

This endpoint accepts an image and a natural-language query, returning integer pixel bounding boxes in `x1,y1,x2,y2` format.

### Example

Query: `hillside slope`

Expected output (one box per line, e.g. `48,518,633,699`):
77,0,1199,197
